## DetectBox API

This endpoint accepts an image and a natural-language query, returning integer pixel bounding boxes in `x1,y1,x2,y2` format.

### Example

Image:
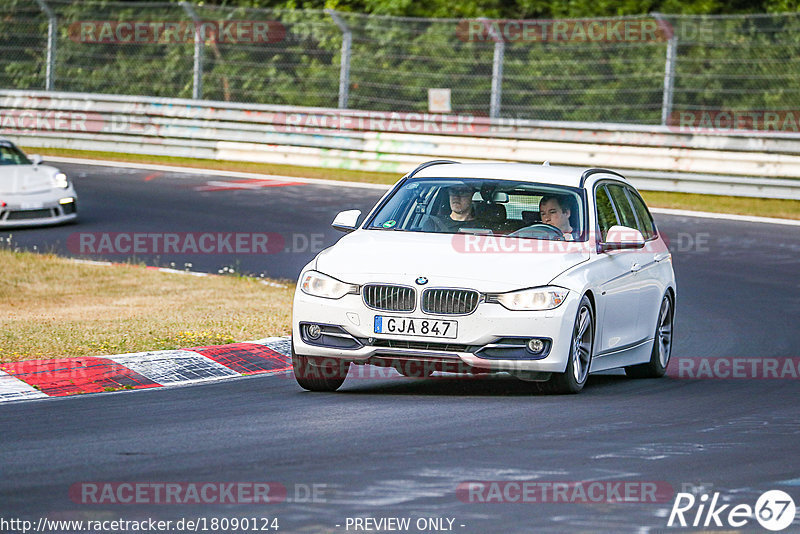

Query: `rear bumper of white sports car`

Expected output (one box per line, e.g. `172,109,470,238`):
292,286,580,375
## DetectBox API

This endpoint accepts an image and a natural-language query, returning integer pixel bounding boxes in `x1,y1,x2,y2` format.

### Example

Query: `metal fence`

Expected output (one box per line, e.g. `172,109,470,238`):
3,1,800,126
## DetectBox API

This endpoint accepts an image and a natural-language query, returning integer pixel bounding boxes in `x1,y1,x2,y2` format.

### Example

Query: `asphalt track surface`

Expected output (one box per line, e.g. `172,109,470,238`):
6,162,384,280
2,162,800,533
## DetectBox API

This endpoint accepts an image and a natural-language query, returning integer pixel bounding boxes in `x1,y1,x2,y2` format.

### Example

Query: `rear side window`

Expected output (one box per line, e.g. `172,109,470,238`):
595,185,618,241
606,184,639,231
626,190,656,239
505,194,542,220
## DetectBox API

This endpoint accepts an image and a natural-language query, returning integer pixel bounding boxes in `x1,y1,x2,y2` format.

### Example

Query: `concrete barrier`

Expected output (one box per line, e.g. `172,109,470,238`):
2,90,799,199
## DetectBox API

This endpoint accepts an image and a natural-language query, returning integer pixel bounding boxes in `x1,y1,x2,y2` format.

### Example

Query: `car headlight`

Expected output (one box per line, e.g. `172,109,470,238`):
489,286,568,311
300,270,358,299
52,172,69,189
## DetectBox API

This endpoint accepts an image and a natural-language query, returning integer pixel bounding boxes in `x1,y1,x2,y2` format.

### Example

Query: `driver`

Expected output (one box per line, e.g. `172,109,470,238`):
539,194,578,240
423,183,486,233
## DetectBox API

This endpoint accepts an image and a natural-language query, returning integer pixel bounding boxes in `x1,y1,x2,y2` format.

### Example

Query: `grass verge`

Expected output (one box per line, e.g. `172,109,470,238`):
23,146,401,185
0,249,293,362
640,191,800,221
24,146,800,220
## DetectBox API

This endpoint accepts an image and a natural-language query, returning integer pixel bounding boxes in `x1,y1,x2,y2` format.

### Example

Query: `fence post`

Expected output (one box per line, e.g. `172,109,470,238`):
653,12,677,126
33,0,56,91
180,2,204,100
480,18,504,119
326,9,351,109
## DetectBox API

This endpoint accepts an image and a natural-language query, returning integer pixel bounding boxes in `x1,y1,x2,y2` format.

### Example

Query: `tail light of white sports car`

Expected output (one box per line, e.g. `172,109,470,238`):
300,270,359,299
487,286,569,311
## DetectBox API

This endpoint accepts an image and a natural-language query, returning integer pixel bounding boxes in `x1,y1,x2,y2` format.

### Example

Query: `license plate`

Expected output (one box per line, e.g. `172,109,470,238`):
374,316,458,338
20,202,44,210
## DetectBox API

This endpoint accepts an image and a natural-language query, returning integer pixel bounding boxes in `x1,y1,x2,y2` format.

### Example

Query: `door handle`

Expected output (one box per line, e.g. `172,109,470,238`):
655,253,670,262
630,263,641,272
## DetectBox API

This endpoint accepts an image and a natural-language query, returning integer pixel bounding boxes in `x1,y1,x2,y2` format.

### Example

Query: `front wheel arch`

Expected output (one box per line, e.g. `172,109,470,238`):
538,293,595,394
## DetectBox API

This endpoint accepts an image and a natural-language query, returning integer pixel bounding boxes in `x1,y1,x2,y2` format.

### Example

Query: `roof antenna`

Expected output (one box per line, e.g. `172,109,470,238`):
542,161,550,166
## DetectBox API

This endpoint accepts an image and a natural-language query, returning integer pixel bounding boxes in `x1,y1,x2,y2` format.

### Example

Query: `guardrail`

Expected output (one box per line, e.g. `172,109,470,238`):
2,90,800,200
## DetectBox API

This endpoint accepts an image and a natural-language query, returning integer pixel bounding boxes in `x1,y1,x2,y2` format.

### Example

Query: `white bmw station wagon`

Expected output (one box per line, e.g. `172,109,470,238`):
292,161,676,394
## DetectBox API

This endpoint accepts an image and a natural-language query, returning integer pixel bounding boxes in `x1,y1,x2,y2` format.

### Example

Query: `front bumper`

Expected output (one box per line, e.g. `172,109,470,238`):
0,193,77,228
292,286,580,374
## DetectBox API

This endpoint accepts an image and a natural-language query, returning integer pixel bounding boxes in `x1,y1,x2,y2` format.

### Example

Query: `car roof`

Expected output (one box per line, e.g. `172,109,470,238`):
410,162,629,189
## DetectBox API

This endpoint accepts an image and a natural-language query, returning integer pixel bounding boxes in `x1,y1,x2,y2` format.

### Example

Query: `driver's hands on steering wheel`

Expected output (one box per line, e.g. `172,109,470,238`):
507,223,565,241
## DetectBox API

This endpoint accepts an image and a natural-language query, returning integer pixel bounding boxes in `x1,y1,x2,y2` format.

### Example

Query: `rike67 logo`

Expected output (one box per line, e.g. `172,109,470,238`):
668,490,796,531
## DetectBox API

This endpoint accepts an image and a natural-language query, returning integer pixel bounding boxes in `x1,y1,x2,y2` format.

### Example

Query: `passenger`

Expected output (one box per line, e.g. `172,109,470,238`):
539,194,578,240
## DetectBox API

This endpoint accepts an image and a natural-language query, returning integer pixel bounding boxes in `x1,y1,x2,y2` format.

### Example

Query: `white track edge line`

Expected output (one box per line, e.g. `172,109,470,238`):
650,207,800,226
43,155,392,190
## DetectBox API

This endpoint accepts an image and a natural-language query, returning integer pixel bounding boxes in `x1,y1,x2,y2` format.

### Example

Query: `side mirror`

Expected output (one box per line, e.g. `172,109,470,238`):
31,154,43,166
600,225,645,252
331,209,361,233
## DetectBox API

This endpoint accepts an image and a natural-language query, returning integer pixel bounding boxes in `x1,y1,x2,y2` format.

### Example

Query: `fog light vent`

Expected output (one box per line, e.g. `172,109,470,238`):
527,339,545,354
306,324,321,339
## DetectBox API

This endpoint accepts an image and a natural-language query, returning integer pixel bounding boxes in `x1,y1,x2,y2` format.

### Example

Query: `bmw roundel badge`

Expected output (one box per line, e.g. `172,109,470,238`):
415,276,428,285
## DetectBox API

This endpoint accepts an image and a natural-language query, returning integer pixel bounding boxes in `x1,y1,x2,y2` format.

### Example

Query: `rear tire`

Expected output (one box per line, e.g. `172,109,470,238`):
625,293,674,379
292,344,350,392
538,295,594,394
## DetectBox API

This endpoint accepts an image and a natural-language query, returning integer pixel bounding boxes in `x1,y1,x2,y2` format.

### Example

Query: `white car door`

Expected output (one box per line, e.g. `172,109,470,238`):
618,186,670,339
592,183,646,358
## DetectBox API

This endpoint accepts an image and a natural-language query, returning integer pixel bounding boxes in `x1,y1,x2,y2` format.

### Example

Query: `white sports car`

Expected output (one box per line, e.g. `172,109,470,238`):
292,161,676,394
0,140,78,227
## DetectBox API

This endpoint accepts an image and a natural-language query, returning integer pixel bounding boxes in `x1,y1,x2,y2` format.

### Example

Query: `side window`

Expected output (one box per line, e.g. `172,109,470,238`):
626,189,656,239
595,185,618,241
606,184,638,230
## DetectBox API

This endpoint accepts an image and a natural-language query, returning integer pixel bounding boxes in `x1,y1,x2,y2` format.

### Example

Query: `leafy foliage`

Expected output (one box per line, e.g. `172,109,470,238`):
2,0,800,125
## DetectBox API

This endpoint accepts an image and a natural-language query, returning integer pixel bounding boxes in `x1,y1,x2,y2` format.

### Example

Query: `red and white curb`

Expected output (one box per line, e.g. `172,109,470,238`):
0,337,292,404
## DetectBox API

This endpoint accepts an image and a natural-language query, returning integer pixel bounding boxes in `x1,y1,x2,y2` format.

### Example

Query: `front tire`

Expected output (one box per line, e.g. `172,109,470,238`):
292,344,350,392
539,295,594,394
625,293,674,378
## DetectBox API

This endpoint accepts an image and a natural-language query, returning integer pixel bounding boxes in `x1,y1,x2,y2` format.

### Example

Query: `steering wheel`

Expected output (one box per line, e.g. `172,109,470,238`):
508,223,565,241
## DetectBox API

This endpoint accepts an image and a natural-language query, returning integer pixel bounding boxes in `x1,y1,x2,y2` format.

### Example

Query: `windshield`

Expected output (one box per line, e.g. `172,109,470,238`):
366,178,586,241
0,144,32,165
